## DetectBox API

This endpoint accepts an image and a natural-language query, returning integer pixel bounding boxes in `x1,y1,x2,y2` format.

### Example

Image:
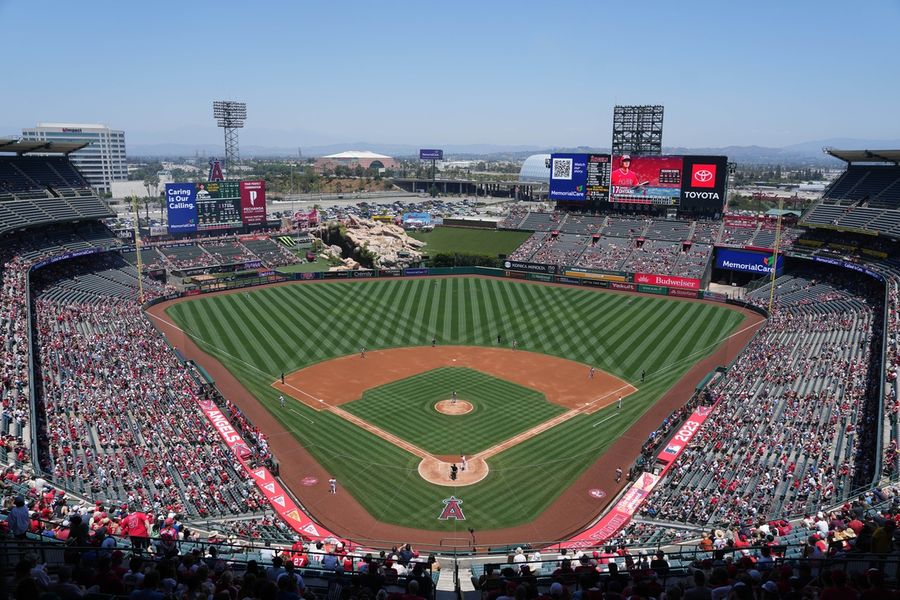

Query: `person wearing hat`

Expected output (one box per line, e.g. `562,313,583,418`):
611,155,641,187
9,495,30,539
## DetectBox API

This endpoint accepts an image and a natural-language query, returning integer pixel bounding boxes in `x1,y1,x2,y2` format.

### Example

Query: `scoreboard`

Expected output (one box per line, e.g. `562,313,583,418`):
166,180,268,234
586,154,611,200
549,152,728,212
195,181,243,231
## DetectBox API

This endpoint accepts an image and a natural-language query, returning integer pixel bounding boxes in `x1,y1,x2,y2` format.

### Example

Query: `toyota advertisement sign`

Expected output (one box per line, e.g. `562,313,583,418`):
548,153,589,201
166,183,198,234
680,155,728,211
715,248,783,275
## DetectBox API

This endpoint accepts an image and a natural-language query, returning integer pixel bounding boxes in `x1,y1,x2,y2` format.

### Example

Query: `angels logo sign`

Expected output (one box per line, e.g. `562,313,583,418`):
208,159,225,182
438,496,466,521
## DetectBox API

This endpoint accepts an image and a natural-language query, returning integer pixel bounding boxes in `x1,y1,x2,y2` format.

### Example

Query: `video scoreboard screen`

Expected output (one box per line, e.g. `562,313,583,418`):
196,181,242,231
586,154,611,200
548,153,727,211
610,155,683,206
166,180,268,234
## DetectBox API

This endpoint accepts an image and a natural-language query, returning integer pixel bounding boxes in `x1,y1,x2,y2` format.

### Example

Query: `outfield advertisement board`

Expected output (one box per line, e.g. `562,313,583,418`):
670,288,701,298
503,260,557,274
561,266,628,282
609,281,636,291
715,248,783,275
637,284,668,295
634,273,700,291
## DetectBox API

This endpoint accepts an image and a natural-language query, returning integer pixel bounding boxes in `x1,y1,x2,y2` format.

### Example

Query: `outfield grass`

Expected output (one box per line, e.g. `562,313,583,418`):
408,227,530,256
164,277,744,531
343,367,566,455
276,257,333,273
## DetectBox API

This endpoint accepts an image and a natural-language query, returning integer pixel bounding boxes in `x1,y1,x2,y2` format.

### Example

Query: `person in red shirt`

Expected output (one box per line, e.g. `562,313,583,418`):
611,156,642,187
122,506,151,554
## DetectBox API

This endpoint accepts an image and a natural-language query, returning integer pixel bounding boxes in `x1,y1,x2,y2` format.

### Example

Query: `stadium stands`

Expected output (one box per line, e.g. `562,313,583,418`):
640,266,884,527
559,214,606,235
0,155,113,235
518,212,565,232
575,237,632,271
621,240,682,275
239,237,297,267
159,244,219,270
529,233,588,266
202,241,259,265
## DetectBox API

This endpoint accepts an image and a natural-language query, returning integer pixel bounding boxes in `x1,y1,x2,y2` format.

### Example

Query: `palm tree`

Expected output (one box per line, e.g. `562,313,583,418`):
144,174,160,223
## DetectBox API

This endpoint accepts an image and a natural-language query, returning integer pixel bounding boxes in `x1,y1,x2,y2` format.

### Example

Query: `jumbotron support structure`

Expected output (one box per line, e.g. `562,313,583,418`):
212,100,247,178
612,105,664,156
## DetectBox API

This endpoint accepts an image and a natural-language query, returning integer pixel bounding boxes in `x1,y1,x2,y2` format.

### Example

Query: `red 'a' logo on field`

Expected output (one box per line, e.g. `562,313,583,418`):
438,496,466,521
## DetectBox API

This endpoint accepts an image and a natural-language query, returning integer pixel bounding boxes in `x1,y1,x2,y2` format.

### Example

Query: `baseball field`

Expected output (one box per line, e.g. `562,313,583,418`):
158,276,750,539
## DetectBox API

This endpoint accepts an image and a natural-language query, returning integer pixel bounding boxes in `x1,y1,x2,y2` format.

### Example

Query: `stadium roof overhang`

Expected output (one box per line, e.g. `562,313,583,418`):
825,148,900,165
0,138,90,156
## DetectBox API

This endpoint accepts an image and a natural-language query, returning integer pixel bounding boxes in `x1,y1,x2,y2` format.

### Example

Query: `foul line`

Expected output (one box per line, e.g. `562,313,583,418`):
592,413,620,428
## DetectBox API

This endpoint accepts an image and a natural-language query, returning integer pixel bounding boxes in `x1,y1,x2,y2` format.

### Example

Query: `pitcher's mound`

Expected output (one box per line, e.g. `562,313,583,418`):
435,399,473,415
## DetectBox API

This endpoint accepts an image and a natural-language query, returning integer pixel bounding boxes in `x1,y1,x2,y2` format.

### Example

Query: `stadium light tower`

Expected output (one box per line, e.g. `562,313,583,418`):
212,100,247,178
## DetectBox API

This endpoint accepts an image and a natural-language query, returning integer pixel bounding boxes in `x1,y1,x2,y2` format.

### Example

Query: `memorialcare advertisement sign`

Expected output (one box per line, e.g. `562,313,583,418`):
198,399,346,543
166,183,198,234
549,153,589,201
715,248,783,275
239,180,267,225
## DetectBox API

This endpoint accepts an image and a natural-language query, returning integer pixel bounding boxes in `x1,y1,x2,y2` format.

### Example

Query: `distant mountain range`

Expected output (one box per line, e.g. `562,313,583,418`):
126,137,900,165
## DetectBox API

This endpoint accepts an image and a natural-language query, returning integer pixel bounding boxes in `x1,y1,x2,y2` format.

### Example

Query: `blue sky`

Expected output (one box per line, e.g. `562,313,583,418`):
1,0,899,149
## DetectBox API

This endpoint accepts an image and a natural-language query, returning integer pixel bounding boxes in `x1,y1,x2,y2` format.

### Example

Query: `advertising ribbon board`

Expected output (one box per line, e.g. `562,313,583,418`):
634,273,700,291
557,472,660,549
197,400,344,543
656,405,716,466
502,260,557,274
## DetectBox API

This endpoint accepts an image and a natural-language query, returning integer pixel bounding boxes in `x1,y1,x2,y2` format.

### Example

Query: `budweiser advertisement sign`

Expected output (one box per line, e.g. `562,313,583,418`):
634,273,700,291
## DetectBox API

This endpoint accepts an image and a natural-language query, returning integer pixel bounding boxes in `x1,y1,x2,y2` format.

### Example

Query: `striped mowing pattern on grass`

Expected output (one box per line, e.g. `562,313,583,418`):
344,367,566,455
408,227,531,257
164,277,744,531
